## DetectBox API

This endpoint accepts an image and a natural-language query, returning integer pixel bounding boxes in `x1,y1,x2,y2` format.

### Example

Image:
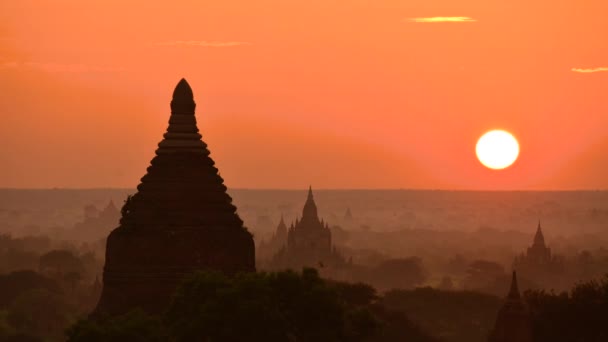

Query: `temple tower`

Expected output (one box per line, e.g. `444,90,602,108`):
286,187,332,264
269,187,345,270
274,215,287,243
488,271,533,342
95,79,255,316
526,221,552,263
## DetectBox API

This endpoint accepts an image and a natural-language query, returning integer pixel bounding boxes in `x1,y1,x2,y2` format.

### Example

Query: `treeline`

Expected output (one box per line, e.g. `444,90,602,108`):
69,269,438,342
0,235,103,341
526,275,608,342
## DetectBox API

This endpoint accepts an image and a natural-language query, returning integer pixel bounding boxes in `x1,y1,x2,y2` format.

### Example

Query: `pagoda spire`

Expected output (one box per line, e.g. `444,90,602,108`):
171,78,195,113
276,214,287,237
508,271,520,300
301,186,319,223
157,78,205,155
534,220,545,247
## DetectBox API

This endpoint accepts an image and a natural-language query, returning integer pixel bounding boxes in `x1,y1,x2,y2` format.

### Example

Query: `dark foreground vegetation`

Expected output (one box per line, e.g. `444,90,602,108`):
526,275,608,342
68,269,437,342
0,267,607,341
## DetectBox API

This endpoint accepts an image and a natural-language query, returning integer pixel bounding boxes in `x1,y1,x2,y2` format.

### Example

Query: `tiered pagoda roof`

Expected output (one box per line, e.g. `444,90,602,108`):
95,79,255,316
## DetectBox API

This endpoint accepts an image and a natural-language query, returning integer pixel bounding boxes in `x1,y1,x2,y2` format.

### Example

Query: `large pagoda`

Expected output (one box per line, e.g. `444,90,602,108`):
95,79,255,315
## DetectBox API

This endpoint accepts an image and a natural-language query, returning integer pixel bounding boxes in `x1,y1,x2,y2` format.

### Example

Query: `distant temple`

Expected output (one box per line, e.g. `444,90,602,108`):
270,187,345,270
72,200,120,241
514,221,564,287
98,200,119,222
525,221,552,264
95,79,255,315
256,215,288,262
344,207,353,221
487,271,532,342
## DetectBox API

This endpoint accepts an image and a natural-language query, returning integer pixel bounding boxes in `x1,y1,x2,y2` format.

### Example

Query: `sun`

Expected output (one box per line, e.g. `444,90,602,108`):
476,130,520,170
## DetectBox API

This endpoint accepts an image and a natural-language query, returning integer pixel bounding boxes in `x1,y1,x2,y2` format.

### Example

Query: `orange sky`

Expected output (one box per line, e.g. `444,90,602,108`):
0,0,607,190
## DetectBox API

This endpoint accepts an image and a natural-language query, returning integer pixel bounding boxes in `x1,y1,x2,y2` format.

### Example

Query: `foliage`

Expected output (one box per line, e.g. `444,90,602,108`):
39,250,85,278
67,309,167,342
166,268,356,342
69,269,437,342
368,304,440,342
0,270,61,308
7,289,75,340
525,274,608,342
119,195,133,225
381,287,502,342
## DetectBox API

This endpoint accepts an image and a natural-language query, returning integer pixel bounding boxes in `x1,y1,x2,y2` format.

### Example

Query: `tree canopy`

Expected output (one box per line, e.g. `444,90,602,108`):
69,269,437,342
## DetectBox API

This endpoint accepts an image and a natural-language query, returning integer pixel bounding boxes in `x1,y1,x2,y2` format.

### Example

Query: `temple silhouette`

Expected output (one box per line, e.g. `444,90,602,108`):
256,215,288,262
95,79,255,315
514,221,565,288
524,221,552,264
487,271,532,342
270,187,346,270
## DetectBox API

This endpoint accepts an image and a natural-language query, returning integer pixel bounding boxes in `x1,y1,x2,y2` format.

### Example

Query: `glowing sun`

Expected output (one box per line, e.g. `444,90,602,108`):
476,130,519,170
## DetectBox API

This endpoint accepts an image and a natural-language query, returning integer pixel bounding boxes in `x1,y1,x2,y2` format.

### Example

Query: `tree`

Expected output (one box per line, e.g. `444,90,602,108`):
7,289,74,340
69,269,437,342
165,269,349,342
67,309,167,342
525,275,608,342
0,270,61,308
39,250,85,280
381,287,502,342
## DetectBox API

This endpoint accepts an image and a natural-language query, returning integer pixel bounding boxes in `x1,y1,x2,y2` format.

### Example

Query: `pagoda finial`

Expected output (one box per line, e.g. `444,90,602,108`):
170,78,196,114
308,186,314,200
508,271,521,300
173,78,193,99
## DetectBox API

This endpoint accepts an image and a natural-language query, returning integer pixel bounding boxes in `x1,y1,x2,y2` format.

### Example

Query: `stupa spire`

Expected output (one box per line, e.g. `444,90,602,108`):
534,220,545,247
276,214,287,236
170,78,195,113
302,186,319,223
156,78,207,155
508,271,520,300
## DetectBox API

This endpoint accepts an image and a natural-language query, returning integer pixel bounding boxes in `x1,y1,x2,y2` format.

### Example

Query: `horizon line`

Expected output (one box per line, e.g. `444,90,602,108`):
1,187,608,192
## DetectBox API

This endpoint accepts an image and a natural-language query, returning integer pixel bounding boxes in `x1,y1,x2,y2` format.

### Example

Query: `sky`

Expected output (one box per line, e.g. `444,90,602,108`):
0,0,607,190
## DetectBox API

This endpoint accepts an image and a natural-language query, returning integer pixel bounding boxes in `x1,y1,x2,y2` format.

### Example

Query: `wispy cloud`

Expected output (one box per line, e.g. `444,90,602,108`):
156,40,252,47
406,17,476,23
0,61,125,73
571,67,608,73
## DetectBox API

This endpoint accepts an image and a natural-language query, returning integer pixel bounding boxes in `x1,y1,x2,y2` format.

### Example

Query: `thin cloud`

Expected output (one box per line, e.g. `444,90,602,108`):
571,67,608,73
407,17,476,23
0,61,125,73
156,40,252,47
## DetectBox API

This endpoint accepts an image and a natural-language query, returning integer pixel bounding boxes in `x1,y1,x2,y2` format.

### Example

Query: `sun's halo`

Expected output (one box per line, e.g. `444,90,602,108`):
476,130,519,170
